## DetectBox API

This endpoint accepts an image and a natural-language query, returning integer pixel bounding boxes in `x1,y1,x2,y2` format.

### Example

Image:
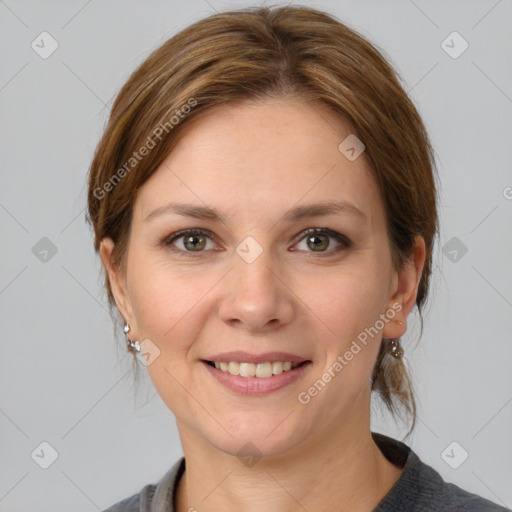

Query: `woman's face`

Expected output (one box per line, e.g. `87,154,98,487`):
101,96,422,459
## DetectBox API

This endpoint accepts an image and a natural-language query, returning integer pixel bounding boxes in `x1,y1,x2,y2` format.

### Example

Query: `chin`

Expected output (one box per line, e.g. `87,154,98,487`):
199,414,308,463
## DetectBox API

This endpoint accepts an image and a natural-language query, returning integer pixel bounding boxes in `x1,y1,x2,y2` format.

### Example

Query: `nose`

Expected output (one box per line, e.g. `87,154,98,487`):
218,246,295,333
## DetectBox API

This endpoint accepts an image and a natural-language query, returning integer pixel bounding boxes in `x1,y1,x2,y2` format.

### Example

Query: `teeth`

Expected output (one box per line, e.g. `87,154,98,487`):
212,361,300,378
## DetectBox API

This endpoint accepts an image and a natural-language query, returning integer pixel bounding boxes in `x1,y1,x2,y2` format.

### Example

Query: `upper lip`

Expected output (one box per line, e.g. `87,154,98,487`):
203,351,310,364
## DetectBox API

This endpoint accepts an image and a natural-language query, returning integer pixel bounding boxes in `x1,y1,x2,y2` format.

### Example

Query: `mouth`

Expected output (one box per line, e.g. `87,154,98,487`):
202,359,311,378
201,358,312,395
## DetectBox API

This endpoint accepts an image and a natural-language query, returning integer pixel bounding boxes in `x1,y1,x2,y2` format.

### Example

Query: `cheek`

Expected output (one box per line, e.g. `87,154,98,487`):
316,261,389,338
309,258,391,395
311,276,386,400
126,251,205,348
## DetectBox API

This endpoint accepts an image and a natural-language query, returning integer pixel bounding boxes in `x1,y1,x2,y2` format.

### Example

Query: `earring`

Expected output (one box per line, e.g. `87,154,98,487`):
385,338,403,359
123,322,141,353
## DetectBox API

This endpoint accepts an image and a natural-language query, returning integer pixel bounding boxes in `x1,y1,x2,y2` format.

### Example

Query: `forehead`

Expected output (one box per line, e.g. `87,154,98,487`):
136,97,382,225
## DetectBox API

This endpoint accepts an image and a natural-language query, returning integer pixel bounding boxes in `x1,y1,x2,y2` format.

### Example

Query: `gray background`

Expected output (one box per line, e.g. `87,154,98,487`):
1,0,511,510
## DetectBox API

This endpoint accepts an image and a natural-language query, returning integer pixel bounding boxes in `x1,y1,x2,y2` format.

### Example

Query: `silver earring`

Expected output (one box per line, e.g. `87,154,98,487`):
385,338,403,359
123,322,141,353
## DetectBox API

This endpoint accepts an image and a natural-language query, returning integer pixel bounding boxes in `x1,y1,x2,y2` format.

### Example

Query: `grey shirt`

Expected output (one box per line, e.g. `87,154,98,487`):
103,433,510,511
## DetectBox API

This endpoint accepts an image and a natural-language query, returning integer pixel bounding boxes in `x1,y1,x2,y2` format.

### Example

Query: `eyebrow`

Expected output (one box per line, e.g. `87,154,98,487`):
143,200,367,223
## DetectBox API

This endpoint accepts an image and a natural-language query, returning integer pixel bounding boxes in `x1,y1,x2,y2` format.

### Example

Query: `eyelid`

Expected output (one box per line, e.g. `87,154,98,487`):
292,228,352,251
162,227,352,256
162,228,217,256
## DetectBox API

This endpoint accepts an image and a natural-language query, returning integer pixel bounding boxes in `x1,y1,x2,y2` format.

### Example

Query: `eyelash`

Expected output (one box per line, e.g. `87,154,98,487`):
161,228,352,258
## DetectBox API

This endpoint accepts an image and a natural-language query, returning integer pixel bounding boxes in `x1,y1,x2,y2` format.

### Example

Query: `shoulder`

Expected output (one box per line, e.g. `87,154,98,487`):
372,433,511,512
405,448,509,511
101,457,185,512
440,480,510,511
102,483,158,512
102,490,145,512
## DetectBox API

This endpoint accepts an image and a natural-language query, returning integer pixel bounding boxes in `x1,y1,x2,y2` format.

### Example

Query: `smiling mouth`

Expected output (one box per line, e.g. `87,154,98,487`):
202,360,311,378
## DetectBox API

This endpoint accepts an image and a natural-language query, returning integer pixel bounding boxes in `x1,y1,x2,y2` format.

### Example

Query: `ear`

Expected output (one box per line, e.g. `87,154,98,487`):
99,238,135,328
382,235,426,339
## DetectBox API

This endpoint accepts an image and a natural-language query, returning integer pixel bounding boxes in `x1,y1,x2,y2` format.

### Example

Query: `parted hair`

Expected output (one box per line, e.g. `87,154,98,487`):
86,4,439,434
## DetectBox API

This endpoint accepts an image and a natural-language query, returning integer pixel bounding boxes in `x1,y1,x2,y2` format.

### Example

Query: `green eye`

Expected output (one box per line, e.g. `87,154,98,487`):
163,228,352,257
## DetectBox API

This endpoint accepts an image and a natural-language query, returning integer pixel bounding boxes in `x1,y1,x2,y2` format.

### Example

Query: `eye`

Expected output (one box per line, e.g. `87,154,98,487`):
292,228,352,255
163,229,216,254
162,228,351,256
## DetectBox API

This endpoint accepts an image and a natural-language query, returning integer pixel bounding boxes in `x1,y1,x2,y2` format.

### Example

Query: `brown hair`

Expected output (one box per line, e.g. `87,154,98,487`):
86,4,438,434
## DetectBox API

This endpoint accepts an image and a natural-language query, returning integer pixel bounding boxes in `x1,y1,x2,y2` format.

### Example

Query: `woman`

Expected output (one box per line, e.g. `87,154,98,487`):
87,5,510,511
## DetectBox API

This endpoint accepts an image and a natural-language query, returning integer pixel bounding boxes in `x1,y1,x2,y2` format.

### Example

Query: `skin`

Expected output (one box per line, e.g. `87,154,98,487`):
100,95,426,512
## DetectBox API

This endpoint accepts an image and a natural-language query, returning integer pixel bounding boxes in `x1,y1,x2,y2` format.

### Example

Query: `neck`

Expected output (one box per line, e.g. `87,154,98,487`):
174,403,403,512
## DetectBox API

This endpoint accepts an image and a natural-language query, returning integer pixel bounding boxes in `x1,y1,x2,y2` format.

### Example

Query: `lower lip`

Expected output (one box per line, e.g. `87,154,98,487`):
201,361,312,396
